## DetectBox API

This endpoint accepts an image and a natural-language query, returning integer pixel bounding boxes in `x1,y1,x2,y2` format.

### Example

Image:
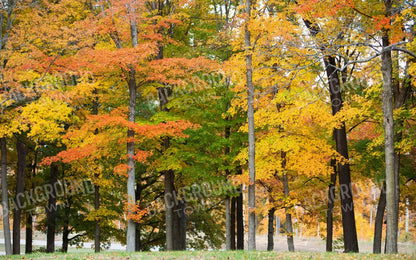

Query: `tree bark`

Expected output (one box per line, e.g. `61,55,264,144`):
13,138,26,254
62,197,71,253
244,0,256,250
326,159,337,252
230,197,236,250
236,186,244,250
25,212,33,254
92,91,100,253
46,164,58,253
325,55,359,253
164,168,175,250
303,18,359,253
1,137,12,255
267,207,275,251
126,11,139,252
283,171,294,252
373,182,386,253
381,1,397,251
225,196,231,250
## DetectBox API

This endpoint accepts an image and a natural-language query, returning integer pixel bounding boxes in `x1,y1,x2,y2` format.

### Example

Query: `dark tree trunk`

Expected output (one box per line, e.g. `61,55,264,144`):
135,182,142,251
62,198,71,253
283,172,294,252
230,197,236,250
92,94,100,253
25,212,33,254
373,182,386,253
303,18,359,253
326,159,337,252
226,197,231,250
94,181,100,252
135,223,142,251
236,185,244,250
13,138,26,255
46,164,58,253
324,56,359,253
26,147,37,254
164,168,175,250
1,137,12,255
267,207,275,251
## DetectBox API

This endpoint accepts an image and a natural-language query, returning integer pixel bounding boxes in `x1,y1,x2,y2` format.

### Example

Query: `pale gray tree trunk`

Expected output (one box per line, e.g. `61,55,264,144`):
1,137,12,255
244,0,256,250
381,1,397,251
126,17,139,252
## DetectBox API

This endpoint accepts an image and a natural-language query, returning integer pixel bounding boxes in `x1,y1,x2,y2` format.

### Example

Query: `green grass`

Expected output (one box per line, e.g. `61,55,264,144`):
0,250,414,259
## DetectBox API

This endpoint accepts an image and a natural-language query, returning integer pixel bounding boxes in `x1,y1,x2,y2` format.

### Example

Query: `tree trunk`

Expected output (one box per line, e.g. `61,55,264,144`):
303,18,359,253
46,164,58,253
244,0,256,250
1,137,12,255
230,197,236,250
62,197,71,253
267,207,275,251
283,171,294,252
326,159,337,252
135,224,142,252
92,92,100,253
94,180,100,253
225,196,231,250
236,186,244,250
325,55,359,253
164,168,175,250
126,12,139,253
13,138,26,255
25,212,33,254
380,2,397,250
373,182,386,253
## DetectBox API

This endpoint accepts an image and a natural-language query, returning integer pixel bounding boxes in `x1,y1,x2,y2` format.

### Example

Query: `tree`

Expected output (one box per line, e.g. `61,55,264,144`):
244,0,256,250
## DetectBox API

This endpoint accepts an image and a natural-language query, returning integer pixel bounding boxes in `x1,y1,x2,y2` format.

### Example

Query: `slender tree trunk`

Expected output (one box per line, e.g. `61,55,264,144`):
244,0,256,250
135,182,142,251
225,196,231,250
1,137,12,255
92,92,100,253
224,125,232,250
13,138,26,255
26,147,37,254
326,159,337,252
380,2,397,250
46,164,58,253
25,212,33,254
283,172,294,252
62,197,71,253
267,207,275,251
94,179,100,252
373,182,386,253
164,168,175,250
236,186,244,250
126,12,139,253
230,197,236,250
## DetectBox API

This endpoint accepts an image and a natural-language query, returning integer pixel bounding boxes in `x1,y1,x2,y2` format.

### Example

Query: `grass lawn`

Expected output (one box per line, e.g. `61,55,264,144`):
0,250,414,259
